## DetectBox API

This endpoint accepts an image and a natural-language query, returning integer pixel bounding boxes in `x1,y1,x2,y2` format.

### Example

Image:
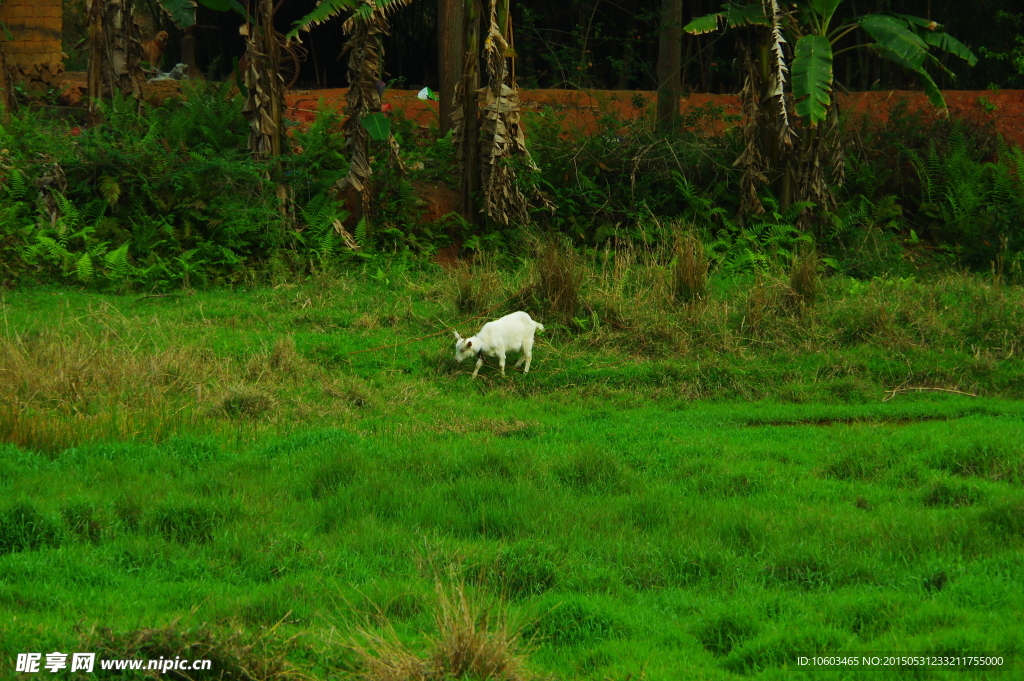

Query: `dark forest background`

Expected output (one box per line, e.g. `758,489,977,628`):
69,0,1024,93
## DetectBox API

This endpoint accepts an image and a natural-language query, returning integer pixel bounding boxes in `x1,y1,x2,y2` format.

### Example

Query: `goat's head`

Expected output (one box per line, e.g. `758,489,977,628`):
453,330,477,362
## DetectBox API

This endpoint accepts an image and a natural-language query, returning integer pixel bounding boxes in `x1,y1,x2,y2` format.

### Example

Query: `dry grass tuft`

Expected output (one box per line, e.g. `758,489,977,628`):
428,580,529,680
271,335,302,373
787,245,821,309
218,385,277,419
534,236,581,321
452,254,503,315
347,578,533,681
671,231,709,304
0,330,227,414
744,274,792,339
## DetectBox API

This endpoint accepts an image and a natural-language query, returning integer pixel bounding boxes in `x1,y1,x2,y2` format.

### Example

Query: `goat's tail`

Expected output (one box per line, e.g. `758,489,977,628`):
536,322,546,332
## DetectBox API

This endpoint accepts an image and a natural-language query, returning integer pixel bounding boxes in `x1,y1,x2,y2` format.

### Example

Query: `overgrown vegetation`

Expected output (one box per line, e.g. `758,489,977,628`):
1,75,1023,290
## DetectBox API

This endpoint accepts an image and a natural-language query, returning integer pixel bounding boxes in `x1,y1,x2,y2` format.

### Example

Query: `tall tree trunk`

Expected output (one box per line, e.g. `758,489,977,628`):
655,0,682,132
616,16,636,90
454,0,482,222
180,26,203,79
438,0,463,135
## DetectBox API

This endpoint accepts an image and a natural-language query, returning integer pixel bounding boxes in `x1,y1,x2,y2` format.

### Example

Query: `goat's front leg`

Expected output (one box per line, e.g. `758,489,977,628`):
497,351,507,376
471,356,484,378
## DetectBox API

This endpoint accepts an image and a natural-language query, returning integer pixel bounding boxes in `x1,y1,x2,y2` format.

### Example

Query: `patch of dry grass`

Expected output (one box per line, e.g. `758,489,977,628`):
671,231,709,304
451,254,504,315
346,578,534,681
534,236,581,322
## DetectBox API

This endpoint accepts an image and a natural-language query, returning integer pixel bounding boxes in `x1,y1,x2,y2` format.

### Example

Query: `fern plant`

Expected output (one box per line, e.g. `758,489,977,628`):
298,192,352,264
904,129,1024,268
707,193,814,274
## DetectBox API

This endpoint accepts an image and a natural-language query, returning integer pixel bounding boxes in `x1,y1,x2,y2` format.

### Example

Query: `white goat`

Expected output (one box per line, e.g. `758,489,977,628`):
453,311,545,378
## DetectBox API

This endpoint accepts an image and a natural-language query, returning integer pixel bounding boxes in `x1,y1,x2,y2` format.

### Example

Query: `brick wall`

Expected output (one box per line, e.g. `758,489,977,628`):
0,0,64,92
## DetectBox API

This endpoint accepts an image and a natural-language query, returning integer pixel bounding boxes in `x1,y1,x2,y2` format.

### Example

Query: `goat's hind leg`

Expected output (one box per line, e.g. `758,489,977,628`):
520,337,534,373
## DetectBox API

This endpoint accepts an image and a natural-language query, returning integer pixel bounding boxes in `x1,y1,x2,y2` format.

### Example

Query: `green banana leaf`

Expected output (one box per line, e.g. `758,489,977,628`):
922,30,978,66
685,3,767,36
792,34,833,125
858,15,929,70
157,0,197,29
802,0,843,28
684,12,723,35
361,112,391,142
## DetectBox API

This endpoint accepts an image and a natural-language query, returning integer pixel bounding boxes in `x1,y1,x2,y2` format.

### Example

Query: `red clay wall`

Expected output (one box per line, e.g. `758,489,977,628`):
0,0,64,94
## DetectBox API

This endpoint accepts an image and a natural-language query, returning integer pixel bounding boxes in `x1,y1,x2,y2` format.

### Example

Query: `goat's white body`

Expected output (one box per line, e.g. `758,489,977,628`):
453,311,545,378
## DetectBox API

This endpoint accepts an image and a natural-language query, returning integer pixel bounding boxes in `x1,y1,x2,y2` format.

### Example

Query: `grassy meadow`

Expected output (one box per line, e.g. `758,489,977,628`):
1,251,1023,680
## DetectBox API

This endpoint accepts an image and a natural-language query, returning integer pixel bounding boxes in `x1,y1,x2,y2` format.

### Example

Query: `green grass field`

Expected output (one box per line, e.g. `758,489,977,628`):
1,260,1022,679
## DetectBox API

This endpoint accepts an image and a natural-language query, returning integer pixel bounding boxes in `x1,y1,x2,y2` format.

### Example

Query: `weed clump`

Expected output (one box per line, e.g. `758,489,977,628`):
534,236,581,321
452,256,502,315
787,245,821,308
219,385,276,419
348,578,533,681
0,501,62,554
671,230,709,304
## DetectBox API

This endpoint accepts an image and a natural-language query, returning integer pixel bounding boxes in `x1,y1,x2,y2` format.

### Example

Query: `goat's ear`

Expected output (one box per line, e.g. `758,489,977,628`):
465,340,472,348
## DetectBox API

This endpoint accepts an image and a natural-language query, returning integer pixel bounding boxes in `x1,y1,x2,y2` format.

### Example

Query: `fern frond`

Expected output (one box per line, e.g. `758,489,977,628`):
34,235,70,262
354,216,369,246
76,253,94,282
54,193,82,228
6,168,27,199
104,242,130,279
99,176,121,208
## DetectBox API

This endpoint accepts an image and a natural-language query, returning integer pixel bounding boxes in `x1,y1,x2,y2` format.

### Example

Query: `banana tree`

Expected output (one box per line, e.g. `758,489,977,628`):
686,0,977,224
288,0,413,228
86,0,147,121
451,0,551,225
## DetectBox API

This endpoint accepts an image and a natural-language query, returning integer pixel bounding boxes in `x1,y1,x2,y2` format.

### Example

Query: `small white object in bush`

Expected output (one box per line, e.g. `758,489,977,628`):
453,311,545,378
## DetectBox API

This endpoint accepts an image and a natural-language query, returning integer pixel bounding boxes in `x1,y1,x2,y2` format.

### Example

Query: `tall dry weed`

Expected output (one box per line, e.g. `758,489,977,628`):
346,577,532,681
671,231,709,304
534,236,581,321
787,245,821,309
453,255,503,315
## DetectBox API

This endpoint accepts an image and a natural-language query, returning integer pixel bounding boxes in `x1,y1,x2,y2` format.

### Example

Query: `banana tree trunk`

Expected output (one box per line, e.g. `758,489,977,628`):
333,0,408,235
86,0,146,122
242,0,285,162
